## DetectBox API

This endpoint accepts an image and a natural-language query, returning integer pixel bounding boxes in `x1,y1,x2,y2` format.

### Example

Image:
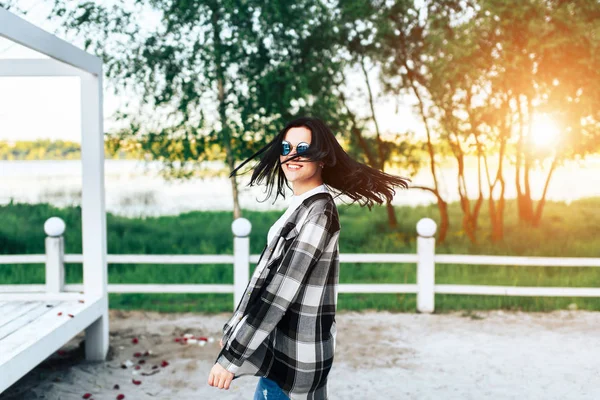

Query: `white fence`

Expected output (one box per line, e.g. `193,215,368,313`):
1,217,600,312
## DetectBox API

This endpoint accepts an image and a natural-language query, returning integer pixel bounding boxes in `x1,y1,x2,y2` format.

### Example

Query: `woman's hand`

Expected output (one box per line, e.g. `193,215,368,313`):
208,362,234,390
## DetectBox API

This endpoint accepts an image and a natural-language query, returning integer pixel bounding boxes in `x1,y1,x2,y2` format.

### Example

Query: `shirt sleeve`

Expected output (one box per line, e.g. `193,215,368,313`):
216,211,332,374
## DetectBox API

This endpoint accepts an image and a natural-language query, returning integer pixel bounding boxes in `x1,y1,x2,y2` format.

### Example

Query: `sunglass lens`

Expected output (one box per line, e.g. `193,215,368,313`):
297,143,309,154
281,142,290,156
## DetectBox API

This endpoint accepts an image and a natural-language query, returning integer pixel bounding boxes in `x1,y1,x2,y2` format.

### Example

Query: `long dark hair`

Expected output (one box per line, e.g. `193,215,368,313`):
230,116,410,209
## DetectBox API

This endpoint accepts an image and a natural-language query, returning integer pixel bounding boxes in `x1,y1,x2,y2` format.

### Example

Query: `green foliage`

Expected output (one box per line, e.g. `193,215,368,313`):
44,0,348,179
1,199,599,313
0,139,144,161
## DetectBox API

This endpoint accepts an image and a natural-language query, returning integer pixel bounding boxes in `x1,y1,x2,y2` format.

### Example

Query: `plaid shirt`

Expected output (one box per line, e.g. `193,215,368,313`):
215,192,341,400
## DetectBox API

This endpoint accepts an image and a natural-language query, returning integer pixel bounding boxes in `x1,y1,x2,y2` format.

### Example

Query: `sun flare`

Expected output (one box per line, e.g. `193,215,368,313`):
530,114,561,149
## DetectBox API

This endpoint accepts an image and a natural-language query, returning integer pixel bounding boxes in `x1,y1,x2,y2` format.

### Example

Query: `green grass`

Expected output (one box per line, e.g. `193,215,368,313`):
1,197,599,313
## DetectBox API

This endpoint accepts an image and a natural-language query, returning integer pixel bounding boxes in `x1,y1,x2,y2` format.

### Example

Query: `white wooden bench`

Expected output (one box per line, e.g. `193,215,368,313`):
0,217,109,392
0,8,109,392
0,295,106,391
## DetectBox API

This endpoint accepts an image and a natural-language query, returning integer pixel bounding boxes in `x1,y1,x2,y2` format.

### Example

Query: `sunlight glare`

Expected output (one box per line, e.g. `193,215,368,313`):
530,114,561,149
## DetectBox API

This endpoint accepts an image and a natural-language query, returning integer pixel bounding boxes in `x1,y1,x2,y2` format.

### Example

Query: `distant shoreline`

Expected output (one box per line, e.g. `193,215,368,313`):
2,158,600,216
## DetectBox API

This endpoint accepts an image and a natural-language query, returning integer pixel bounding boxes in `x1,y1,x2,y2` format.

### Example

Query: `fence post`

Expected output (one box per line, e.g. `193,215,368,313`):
232,218,251,312
416,218,437,313
44,217,66,293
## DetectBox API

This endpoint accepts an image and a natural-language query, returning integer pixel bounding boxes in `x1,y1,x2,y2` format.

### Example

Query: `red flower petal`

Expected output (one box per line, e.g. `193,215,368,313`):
132,379,142,385
113,384,120,389
160,360,169,367
152,365,158,369
116,395,125,400
133,352,142,357
174,338,180,342
132,338,139,344
138,360,145,364
199,337,208,341
134,365,141,370
82,394,92,399
143,351,150,356
57,312,63,316
68,314,74,318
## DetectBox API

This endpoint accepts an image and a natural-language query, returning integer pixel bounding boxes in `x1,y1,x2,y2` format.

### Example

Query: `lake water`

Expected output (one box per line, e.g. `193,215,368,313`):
1,158,599,217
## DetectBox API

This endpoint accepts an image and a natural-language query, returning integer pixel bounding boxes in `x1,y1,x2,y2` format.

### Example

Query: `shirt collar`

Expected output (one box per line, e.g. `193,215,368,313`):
290,184,327,205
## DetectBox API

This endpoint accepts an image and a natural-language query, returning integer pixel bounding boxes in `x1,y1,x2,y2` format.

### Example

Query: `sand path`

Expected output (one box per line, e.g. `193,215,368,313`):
1,309,599,399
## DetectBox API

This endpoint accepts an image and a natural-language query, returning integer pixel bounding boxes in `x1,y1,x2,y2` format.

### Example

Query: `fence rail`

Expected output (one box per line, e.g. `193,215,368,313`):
1,217,599,312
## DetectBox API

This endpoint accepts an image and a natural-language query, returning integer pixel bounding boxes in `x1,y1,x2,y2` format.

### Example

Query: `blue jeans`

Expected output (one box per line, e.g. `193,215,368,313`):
253,377,290,400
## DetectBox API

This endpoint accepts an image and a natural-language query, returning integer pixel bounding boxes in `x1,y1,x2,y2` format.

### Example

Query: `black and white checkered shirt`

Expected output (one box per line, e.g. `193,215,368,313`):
216,192,341,400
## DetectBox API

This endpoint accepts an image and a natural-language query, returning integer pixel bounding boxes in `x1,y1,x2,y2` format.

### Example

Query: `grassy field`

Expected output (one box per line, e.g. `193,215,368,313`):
1,197,599,313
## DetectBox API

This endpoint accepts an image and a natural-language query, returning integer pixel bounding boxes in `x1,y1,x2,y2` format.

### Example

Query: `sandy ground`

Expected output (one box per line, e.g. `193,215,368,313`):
1,309,599,400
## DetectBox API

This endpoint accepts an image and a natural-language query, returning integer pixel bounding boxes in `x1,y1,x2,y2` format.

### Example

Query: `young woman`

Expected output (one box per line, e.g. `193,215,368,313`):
208,116,409,399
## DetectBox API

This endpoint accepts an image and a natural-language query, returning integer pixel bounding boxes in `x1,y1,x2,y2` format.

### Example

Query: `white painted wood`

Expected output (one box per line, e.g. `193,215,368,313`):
80,69,107,298
435,285,600,297
105,254,235,264
416,218,437,314
338,284,418,293
0,300,93,359
416,218,437,238
0,8,102,75
339,253,419,263
0,297,104,392
0,255,45,264
0,302,61,340
0,58,88,77
0,284,234,294
435,255,600,267
0,293,85,301
44,217,66,237
80,68,109,361
0,301,31,317
57,254,234,263
45,236,65,293
232,218,251,311
0,285,46,293
85,296,108,361
0,302,40,329
102,284,233,293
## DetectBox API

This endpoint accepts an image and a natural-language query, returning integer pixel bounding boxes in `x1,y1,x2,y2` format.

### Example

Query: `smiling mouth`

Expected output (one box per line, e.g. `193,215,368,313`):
286,163,303,170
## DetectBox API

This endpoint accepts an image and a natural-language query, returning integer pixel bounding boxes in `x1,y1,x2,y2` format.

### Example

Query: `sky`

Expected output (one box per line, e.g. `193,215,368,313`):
0,0,421,144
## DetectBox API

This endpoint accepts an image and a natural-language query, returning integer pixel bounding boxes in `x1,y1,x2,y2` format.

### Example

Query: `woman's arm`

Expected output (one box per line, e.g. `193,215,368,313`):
215,211,333,374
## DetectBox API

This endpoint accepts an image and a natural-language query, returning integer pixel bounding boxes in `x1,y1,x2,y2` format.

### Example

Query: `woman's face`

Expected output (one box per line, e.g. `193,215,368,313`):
279,126,322,189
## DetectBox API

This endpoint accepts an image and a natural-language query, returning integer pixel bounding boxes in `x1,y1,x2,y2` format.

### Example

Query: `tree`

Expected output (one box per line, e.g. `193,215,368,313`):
37,0,345,218
474,0,600,227
335,0,420,229
375,0,461,242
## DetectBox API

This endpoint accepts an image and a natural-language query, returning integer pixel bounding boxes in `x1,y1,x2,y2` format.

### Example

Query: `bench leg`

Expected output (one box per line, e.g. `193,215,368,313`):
85,298,109,360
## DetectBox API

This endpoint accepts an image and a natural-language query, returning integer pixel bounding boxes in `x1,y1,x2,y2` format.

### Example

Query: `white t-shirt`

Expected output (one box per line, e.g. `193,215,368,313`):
266,184,329,246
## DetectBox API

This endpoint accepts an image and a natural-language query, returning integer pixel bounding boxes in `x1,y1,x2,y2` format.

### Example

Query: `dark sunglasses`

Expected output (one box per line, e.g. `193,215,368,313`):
281,140,310,156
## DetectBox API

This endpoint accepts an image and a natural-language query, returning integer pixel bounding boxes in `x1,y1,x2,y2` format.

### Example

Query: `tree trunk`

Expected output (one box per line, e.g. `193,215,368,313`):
487,100,510,242
408,78,449,242
212,7,242,219
532,154,558,227
516,95,533,224
360,56,398,229
471,152,484,234
412,186,449,243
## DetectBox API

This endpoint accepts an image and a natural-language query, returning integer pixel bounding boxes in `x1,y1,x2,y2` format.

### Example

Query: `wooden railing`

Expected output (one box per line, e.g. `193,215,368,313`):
1,217,599,312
